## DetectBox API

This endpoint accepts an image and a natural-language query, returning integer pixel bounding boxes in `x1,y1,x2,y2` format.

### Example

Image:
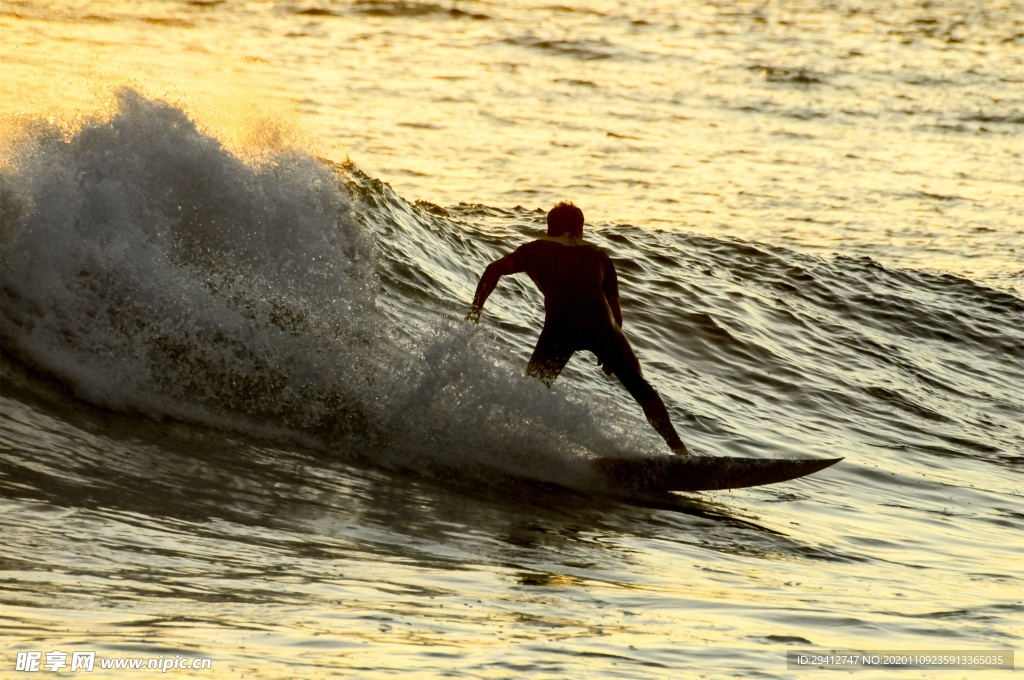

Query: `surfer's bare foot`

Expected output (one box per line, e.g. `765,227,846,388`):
672,445,689,456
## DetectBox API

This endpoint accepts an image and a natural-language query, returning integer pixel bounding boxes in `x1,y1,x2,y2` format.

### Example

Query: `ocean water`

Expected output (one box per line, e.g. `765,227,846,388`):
1,0,1022,677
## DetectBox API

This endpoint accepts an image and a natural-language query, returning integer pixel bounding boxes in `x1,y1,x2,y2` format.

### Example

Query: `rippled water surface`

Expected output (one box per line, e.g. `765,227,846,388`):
1,0,1022,677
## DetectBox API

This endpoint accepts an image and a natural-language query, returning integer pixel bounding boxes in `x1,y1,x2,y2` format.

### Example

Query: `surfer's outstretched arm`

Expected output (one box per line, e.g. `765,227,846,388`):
466,255,521,322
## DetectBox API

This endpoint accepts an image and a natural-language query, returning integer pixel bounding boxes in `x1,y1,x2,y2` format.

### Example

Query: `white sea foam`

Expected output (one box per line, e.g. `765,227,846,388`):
0,89,640,488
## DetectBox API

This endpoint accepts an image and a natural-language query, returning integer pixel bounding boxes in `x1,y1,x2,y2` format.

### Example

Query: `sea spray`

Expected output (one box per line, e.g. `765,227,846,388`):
0,89,638,486
1,87,377,440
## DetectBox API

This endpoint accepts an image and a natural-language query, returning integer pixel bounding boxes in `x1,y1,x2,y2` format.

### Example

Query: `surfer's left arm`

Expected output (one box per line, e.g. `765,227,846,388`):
466,255,521,322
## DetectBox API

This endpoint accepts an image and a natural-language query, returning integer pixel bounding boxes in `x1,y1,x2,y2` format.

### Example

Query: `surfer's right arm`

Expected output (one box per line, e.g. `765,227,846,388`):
466,254,522,323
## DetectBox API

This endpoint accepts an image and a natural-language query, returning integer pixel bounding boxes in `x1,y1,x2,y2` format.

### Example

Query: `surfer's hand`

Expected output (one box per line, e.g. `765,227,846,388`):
465,306,482,323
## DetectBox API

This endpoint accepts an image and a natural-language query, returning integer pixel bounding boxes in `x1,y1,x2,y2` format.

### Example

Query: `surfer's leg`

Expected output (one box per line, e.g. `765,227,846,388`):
618,370,687,453
526,328,573,387
604,336,688,454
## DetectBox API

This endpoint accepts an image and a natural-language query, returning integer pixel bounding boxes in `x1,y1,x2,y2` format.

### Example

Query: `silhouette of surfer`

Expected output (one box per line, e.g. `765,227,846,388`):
466,202,689,455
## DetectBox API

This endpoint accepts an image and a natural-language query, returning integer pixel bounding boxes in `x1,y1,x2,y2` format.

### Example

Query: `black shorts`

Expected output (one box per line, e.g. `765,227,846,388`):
528,322,645,387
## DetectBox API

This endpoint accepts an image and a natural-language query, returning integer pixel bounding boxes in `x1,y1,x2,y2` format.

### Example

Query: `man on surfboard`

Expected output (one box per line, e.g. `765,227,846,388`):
466,202,689,455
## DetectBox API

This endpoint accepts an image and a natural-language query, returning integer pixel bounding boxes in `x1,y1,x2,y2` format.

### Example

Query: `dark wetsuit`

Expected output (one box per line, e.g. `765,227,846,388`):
508,239,653,403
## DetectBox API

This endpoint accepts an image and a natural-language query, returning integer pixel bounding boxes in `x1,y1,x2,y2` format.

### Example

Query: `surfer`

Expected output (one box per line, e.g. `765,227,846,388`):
466,202,689,455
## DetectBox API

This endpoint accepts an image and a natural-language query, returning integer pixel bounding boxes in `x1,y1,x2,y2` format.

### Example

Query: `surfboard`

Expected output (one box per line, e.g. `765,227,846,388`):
593,455,842,493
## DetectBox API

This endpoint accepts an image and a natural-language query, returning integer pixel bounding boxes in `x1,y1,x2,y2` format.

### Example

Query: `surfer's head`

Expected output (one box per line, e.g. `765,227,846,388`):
547,202,584,239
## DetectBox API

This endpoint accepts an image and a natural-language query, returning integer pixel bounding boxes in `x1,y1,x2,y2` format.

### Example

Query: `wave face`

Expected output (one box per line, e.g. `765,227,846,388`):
2,90,1022,489
0,90,634,487
2,89,377,439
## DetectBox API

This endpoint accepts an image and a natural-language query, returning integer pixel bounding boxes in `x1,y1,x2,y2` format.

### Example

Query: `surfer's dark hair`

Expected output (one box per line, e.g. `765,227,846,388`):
547,202,584,238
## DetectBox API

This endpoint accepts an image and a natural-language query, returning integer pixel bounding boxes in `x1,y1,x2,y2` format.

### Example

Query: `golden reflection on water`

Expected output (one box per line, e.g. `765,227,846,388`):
2,374,1020,677
3,0,1020,288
